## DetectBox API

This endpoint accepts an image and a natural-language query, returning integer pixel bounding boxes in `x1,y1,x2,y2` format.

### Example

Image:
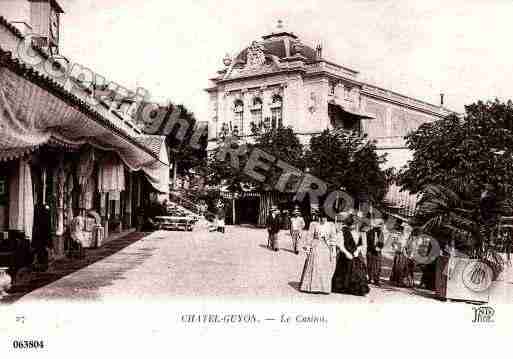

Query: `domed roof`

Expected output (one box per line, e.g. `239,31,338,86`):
234,31,318,64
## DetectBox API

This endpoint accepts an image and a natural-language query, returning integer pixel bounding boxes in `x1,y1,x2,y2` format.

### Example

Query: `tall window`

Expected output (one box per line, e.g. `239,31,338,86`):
233,100,244,136
250,97,263,134
270,95,283,129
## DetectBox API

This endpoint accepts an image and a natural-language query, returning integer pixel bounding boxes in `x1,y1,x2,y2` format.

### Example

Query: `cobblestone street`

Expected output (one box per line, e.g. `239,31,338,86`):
12,226,444,304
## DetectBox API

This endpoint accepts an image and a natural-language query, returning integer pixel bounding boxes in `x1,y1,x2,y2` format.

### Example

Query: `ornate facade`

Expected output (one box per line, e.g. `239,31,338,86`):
206,23,453,169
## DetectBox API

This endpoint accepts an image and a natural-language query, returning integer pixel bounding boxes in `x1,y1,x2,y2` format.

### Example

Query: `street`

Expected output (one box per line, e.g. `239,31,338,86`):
17,226,438,304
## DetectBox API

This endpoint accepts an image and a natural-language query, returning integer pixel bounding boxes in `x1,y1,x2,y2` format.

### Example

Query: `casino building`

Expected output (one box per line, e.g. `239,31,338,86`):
206,22,450,167
205,21,453,224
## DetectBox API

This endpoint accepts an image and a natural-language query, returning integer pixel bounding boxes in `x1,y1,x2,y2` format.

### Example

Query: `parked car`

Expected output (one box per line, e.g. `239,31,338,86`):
153,209,198,231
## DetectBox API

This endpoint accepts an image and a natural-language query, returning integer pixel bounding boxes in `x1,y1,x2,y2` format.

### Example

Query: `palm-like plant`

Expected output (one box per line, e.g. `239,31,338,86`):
416,184,510,278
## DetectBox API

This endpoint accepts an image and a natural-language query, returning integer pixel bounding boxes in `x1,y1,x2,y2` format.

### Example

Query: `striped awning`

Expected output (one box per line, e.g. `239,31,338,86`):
0,50,169,193
383,183,420,219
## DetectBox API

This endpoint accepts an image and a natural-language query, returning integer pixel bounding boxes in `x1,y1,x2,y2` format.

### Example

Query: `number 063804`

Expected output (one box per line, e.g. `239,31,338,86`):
12,340,45,349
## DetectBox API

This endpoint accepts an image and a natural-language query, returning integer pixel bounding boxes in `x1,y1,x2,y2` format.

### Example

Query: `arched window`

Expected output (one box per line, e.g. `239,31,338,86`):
250,97,263,134
233,99,244,136
270,95,283,129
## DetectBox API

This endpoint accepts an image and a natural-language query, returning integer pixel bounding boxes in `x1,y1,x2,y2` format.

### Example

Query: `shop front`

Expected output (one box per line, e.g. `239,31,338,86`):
0,47,169,281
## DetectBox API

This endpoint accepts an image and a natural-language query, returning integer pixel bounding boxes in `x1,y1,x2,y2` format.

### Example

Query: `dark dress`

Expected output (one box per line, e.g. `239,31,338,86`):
332,227,370,296
366,227,384,285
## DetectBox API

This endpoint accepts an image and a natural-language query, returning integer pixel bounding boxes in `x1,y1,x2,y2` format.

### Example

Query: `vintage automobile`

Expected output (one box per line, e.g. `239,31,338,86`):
152,209,198,231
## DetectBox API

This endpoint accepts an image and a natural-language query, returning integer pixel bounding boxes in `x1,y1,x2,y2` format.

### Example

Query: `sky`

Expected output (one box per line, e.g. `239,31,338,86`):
57,0,513,121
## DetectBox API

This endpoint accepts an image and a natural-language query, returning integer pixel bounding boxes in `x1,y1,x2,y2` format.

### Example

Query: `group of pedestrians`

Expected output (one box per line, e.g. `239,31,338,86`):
298,211,371,296
266,206,423,297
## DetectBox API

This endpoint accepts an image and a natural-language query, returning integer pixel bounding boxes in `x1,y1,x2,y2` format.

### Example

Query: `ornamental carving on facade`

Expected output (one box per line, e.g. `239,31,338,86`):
246,41,266,69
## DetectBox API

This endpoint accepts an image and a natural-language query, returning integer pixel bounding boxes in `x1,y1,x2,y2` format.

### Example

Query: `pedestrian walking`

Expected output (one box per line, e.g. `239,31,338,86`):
299,211,337,294
267,206,281,251
389,222,414,288
290,208,305,254
332,213,370,296
366,218,385,285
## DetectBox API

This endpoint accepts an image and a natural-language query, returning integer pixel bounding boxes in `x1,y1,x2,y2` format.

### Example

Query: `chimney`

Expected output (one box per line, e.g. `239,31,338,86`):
440,93,444,107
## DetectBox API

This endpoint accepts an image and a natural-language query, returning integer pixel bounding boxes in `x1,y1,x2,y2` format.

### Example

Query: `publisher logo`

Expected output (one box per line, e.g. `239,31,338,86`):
472,306,495,323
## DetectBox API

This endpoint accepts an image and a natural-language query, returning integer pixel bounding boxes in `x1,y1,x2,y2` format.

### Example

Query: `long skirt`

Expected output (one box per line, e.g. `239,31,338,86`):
367,253,382,284
332,253,370,296
299,242,336,294
390,252,414,287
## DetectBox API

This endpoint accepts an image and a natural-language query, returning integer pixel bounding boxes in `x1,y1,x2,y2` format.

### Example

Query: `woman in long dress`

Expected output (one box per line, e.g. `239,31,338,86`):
332,215,370,296
389,223,415,287
299,213,337,294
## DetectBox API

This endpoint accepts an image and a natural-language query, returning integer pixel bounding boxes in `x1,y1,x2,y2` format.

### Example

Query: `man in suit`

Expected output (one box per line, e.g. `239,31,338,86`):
366,218,385,285
290,208,305,254
267,206,281,251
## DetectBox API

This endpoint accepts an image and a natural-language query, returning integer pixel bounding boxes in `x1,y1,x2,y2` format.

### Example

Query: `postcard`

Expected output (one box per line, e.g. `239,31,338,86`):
0,0,511,356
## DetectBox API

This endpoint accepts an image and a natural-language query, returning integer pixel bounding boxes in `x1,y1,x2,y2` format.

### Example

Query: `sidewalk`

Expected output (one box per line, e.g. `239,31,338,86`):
0,231,148,304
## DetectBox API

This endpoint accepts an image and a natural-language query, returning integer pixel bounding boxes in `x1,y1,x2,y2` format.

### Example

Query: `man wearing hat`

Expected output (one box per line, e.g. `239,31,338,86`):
267,206,282,251
366,218,385,285
289,207,305,254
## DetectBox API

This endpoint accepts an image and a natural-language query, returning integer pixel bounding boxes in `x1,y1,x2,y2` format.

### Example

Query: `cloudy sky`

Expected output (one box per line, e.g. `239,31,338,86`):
58,0,513,120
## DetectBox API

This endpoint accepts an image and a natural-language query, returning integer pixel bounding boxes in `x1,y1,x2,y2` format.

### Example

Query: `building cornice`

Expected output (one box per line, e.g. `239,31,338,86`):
309,59,359,75
361,86,450,118
205,67,305,90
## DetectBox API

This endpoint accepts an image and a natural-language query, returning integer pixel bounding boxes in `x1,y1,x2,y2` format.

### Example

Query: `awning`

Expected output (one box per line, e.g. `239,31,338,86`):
0,49,169,193
383,183,420,219
328,100,375,120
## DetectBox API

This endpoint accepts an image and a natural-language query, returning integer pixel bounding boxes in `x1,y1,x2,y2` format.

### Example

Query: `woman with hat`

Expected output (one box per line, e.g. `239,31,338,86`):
299,210,337,294
331,213,370,296
389,222,415,287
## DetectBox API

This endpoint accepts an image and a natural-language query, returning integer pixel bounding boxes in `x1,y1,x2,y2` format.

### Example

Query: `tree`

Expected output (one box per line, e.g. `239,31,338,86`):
251,125,305,191
399,99,513,197
164,104,207,181
139,102,208,187
206,125,305,193
399,100,513,273
305,129,389,204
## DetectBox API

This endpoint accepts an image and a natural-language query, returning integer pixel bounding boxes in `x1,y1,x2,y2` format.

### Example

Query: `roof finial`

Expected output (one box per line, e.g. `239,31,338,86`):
277,19,283,30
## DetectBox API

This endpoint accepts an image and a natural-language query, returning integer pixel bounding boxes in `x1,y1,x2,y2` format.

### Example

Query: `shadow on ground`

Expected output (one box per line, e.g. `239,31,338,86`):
1,231,151,304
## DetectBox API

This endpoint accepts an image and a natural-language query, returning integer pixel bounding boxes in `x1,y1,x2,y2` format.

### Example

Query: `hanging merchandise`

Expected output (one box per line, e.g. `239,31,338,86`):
98,153,125,193
64,171,74,227
8,158,34,241
108,191,120,201
77,148,96,210
53,160,66,236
